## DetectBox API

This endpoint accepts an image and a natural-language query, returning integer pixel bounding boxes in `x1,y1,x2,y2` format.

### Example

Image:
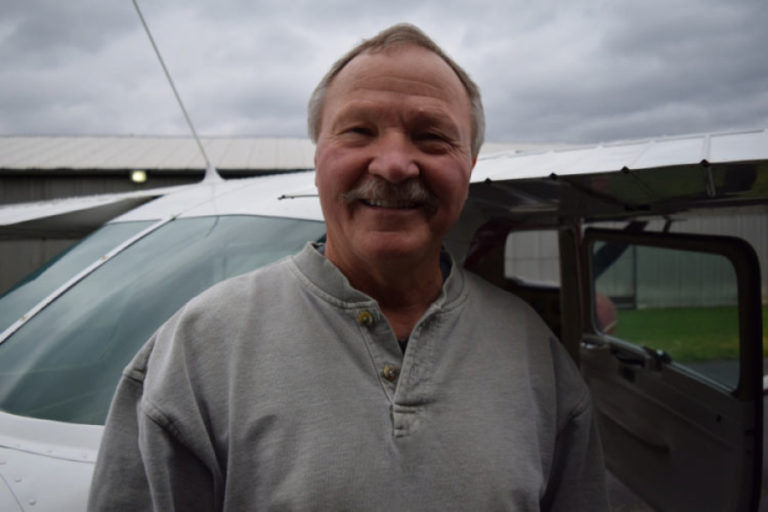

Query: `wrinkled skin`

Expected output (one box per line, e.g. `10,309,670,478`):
314,44,476,298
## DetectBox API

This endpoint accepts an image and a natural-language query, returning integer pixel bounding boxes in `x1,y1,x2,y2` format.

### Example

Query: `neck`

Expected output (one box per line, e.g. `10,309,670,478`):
325,244,444,339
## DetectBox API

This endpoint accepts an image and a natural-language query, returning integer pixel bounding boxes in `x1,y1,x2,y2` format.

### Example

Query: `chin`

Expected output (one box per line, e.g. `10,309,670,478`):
357,233,439,262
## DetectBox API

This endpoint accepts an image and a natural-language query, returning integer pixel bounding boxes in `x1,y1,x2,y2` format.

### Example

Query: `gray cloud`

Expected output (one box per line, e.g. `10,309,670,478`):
1,0,136,59
0,0,766,144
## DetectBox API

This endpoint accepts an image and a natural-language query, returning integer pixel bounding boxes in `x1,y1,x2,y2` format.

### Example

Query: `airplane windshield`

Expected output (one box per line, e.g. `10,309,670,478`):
0,221,153,333
0,215,325,425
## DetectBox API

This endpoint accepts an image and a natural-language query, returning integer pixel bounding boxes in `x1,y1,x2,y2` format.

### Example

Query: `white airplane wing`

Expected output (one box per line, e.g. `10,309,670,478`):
473,128,768,180
0,185,193,238
469,129,768,220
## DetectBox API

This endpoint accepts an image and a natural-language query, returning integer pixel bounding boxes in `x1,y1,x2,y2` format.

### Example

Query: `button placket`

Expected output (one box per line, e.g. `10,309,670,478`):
357,310,374,327
382,364,399,382
355,308,403,394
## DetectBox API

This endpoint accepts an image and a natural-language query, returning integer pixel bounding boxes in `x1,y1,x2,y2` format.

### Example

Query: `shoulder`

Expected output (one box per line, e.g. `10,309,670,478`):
123,254,296,387
460,267,591,417
186,255,295,314
461,268,551,333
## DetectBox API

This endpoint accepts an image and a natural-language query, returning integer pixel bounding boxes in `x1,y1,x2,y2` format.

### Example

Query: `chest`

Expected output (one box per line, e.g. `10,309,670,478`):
217,314,554,511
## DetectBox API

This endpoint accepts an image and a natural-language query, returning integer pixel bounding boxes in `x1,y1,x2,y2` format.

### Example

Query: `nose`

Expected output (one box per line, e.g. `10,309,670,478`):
367,132,420,184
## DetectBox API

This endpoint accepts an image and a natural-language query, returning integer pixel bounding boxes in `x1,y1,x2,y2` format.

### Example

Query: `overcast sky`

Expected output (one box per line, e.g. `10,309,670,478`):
1,0,766,144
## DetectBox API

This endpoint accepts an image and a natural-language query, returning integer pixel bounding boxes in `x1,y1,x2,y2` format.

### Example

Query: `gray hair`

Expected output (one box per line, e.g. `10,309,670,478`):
307,23,485,159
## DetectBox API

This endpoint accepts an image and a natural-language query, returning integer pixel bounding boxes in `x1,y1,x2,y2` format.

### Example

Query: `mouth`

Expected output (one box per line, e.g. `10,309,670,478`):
361,198,420,209
343,178,439,215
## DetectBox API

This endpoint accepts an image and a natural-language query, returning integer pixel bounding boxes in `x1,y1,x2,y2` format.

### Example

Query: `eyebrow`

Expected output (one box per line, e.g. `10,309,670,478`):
332,102,462,135
410,110,461,134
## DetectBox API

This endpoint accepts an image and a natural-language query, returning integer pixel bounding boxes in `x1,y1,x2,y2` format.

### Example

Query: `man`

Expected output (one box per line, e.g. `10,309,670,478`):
89,23,609,511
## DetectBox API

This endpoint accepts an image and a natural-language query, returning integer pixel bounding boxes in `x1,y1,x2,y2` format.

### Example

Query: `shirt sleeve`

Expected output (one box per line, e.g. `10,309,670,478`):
87,342,219,511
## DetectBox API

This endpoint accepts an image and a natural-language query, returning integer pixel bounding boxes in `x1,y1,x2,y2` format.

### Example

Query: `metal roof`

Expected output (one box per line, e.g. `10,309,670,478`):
0,135,318,171
0,136,543,172
5,130,764,174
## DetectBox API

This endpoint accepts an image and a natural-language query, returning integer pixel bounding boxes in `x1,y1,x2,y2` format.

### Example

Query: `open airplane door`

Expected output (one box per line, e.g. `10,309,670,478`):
580,228,763,511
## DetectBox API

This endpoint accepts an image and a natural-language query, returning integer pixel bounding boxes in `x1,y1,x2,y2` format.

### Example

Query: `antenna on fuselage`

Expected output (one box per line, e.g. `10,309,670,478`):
132,0,222,183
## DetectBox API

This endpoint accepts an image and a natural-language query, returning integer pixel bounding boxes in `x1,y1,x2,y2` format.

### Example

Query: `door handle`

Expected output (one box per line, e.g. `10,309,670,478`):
612,347,645,367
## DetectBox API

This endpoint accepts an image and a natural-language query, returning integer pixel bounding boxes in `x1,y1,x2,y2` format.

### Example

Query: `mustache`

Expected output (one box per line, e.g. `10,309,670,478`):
342,178,439,214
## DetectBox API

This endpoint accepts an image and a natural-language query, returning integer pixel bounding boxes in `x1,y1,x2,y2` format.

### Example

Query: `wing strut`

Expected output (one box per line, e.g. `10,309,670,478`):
132,0,222,183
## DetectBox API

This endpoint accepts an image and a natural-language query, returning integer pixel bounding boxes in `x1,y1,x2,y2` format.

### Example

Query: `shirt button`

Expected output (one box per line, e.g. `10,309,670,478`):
357,311,374,327
382,364,399,382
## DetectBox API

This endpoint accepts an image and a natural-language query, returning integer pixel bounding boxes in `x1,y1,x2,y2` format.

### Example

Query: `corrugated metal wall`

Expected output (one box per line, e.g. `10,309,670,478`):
1,173,200,205
505,230,560,284
595,245,738,308
504,211,768,306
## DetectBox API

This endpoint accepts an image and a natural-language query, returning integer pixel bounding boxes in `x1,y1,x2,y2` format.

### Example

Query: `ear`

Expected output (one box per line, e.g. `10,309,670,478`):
314,154,319,187
465,155,477,179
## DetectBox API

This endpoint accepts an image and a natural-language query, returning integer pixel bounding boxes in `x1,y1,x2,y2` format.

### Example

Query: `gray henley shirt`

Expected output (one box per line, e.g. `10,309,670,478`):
89,243,609,511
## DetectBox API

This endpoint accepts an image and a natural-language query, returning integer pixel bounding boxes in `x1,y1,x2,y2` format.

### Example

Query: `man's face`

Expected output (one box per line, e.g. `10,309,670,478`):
314,45,476,268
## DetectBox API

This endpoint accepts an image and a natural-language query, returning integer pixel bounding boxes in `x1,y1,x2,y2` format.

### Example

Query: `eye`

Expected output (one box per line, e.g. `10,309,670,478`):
344,125,374,137
415,130,451,142
335,124,376,146
414,132,452,152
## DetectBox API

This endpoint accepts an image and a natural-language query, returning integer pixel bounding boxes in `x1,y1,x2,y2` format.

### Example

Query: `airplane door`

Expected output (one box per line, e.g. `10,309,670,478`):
580,228,763,512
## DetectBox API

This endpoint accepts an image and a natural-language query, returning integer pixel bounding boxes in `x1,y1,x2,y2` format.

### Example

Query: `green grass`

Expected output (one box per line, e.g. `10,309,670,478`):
614,305,768,361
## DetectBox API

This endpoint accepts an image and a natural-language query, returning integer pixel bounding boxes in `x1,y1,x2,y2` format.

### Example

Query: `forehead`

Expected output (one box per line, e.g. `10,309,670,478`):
322,45,472,128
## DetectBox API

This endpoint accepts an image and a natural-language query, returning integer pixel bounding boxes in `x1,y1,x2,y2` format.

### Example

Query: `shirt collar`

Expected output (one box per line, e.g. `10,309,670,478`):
289,242,465,309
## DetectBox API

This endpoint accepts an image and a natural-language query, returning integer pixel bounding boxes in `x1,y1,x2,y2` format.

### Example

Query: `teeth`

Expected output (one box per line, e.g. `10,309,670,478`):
364,199,418,209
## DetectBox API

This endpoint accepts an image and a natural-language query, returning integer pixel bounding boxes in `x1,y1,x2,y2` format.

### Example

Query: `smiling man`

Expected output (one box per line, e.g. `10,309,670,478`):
89,24,609,511
312,40,476,342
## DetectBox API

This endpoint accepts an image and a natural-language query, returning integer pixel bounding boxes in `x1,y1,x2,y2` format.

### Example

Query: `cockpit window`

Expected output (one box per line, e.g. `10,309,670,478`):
0,216,325,425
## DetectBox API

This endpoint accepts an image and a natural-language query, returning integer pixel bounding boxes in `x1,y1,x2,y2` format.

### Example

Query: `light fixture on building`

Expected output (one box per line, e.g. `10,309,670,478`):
131,170,147,184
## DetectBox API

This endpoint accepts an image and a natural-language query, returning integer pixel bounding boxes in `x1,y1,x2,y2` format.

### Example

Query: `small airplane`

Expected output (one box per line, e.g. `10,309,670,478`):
1,0,765,508
0,127,766,511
